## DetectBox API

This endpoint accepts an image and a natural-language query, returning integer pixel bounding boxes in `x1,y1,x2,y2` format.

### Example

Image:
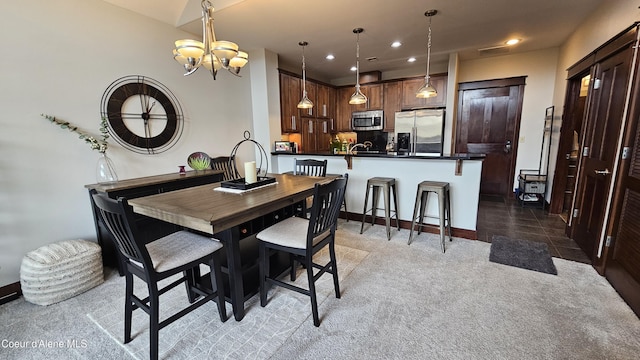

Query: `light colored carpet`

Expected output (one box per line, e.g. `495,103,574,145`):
86,244,368,360
1,220,639,360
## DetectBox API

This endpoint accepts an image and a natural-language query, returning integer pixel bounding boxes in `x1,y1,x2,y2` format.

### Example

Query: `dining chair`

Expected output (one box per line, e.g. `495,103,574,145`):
292,158,328,216
211,155,239,181
90,190,228,360
293,158,327,176
291,158,348,221
256,174,347,327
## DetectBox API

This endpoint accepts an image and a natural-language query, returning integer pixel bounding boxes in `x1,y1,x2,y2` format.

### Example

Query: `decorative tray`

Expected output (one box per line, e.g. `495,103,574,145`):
221,176,276,190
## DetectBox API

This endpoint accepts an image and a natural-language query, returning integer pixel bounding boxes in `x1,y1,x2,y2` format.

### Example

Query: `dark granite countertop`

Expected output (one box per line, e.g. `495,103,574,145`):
271,151,485,160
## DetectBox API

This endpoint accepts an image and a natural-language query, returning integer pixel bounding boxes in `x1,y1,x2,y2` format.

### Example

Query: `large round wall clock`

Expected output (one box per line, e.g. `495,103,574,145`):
100,75,184,154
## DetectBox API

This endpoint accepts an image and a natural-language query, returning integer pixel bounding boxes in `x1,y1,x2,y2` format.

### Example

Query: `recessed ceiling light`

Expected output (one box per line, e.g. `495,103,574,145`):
350,66,357,71
505,38,520,46
391,41,402,48
407,57,417,63
326,54,335,60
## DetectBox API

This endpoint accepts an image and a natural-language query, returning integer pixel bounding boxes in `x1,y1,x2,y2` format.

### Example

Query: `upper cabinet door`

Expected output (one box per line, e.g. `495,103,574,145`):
383,81,402,132
336,87,354,131
316,84,333,118
280,73,301,132
353,83,383,110
401,75,447,109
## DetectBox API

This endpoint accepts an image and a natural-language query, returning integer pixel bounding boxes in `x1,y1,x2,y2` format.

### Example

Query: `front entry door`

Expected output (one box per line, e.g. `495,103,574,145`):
573,47,632,261
456,77,526,197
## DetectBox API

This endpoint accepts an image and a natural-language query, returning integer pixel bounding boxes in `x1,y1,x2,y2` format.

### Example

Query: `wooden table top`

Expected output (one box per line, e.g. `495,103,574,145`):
85,169,224,193
128,173,333,235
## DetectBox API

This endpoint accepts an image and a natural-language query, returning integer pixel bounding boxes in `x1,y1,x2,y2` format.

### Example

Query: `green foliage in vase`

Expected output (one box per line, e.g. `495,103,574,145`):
41,113,110,153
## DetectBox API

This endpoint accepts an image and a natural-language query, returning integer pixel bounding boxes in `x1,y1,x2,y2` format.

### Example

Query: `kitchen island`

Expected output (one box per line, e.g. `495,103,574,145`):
271,152,484,239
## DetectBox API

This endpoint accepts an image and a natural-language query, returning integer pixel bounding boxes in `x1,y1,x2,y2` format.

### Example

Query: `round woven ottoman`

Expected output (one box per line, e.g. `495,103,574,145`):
20,239,104,306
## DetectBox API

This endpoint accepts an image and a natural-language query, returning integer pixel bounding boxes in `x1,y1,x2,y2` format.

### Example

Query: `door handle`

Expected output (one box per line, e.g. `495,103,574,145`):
594,168,611,176
504,140,512,154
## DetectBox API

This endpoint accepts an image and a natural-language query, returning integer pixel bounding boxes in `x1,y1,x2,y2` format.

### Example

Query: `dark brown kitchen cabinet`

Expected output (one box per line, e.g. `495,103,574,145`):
85,170,224,275
301,118,332,152
354,83,384,110
316,83,335,119
336,87,354,131
401,75,447,109
280,72,301,132
383,81,402,132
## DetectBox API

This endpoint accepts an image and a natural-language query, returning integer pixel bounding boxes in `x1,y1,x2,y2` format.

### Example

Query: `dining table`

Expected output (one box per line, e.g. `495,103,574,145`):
127,173,334,321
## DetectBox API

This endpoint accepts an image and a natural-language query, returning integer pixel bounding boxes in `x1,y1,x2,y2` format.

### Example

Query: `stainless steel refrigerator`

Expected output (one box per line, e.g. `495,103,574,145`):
394,109,445,155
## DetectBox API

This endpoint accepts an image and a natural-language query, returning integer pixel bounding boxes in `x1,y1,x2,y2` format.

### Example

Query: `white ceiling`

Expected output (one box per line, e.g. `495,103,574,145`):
103,0,604,83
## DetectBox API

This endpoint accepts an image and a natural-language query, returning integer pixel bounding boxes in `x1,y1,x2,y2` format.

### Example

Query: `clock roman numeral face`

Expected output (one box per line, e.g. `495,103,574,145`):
100,76,183,154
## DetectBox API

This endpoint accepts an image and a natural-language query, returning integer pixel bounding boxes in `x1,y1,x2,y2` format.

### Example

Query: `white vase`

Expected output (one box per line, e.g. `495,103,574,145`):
96,152,118,183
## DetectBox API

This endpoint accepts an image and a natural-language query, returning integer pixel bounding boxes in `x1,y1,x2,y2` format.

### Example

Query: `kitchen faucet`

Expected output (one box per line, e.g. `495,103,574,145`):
348,141,373,154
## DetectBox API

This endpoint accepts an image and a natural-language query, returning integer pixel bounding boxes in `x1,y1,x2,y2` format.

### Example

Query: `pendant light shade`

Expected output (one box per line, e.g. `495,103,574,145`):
416,10,438,98
297,41,313,109
416,82,438,98
350,85,367,105
349,28,368,105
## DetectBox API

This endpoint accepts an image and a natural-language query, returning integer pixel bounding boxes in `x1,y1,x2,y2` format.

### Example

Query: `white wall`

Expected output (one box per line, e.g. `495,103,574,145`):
549,0,640,198
457,48,560,192
0,0,256,286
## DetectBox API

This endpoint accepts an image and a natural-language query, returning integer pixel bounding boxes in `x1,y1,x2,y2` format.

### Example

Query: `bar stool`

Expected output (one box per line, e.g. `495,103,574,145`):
360,177,399,240
408,181,452,252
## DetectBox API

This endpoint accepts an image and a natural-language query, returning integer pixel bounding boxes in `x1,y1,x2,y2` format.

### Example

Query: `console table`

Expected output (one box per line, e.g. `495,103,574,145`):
85,169,224,274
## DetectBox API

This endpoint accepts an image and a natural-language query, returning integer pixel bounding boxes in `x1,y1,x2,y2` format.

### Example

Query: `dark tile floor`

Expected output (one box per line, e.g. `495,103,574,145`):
476,195,591,264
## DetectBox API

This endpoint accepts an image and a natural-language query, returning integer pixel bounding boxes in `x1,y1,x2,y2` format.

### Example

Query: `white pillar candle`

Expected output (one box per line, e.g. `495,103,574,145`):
245,161,257,184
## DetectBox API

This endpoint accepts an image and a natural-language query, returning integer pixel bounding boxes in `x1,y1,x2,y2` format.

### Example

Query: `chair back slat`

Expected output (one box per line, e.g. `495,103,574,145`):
307,175,348,247
90,190,151,266
211,156,239,181
293,158,327,177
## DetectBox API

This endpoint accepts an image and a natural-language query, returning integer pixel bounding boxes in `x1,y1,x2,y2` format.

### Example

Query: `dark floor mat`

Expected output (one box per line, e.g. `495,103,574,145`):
490,235,558,275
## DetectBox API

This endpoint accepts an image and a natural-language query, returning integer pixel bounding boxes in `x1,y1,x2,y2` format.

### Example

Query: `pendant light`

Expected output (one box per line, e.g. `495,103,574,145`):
297,41,313,109
416,10,438,98
349,28,367,105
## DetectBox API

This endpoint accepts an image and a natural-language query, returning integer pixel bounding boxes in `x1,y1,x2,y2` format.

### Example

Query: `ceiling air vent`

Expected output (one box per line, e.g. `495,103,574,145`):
366,56,378,62
478,45,510,56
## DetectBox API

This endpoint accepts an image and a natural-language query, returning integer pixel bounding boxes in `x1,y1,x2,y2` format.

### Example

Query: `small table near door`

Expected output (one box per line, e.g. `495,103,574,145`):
127,173,332,321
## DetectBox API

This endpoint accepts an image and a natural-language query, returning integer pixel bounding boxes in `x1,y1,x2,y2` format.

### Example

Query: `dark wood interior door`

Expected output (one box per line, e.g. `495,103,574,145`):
456,77,525,197
550,74,588,217
605,123,640,316
604,30,640,315
573,47,632,261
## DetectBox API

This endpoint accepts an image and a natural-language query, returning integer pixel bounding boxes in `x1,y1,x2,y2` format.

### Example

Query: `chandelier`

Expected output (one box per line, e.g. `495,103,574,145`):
172,0,248,79
297,41,313,109
349,28,367,105
416,10,438,98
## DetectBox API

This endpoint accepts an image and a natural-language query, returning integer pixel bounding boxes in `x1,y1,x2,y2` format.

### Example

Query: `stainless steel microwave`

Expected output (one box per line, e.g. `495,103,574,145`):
351,110,384,131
